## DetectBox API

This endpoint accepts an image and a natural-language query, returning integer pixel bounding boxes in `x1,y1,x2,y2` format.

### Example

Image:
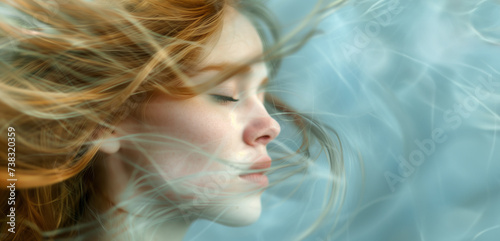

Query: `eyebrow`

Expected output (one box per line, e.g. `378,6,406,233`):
197,63,269,88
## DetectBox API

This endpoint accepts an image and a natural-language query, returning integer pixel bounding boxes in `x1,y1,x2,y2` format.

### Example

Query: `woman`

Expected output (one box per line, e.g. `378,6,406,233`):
0,0,346,240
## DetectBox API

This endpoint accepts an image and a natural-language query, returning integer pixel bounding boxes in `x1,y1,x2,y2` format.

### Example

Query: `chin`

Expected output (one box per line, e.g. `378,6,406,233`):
202,194,263,227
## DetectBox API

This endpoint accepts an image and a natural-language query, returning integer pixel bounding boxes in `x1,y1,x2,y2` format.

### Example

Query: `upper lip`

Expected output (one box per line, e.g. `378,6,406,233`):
241,156,272,175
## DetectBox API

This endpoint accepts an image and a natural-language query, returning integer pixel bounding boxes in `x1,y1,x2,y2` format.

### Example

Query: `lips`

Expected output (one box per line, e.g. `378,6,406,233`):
239,156,271,187
248,158,272,170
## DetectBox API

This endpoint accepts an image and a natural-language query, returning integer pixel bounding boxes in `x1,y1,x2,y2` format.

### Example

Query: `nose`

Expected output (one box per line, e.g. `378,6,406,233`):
243,112,281,146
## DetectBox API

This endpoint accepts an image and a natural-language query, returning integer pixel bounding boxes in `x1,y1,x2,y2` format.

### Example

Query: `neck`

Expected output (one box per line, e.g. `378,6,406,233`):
142,217,192,241
97,211,193,241
90,156,193,241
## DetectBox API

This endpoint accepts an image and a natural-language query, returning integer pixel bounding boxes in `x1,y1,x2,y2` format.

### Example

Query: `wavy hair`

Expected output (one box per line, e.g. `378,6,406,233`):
0,0,348,240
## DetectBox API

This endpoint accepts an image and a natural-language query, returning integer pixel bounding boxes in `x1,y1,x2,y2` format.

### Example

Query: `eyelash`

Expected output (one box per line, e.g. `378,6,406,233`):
210,95,239,104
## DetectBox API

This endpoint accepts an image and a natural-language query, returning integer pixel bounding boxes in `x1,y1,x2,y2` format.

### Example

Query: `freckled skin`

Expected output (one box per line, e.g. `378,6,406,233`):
107,7,281,226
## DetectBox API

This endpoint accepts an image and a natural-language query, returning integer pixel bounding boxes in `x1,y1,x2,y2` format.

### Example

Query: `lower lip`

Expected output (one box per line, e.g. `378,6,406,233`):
239,173,269,187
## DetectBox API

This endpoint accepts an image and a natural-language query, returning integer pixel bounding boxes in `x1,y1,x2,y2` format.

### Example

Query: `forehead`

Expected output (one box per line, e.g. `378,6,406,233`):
199,7,264,67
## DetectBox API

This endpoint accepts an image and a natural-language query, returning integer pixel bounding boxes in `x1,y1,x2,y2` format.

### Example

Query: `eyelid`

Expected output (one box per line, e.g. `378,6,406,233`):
210,94,239,104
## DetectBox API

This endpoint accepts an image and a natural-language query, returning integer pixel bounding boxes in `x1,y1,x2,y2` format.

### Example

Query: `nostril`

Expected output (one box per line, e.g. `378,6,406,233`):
243,116,281,146
257,135,271,145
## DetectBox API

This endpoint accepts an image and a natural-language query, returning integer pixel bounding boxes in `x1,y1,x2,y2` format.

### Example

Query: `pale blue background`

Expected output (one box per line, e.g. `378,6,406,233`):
185,0,500,240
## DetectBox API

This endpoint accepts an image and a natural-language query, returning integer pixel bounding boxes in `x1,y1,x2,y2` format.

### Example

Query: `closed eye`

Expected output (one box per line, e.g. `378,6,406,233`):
210,95,239,104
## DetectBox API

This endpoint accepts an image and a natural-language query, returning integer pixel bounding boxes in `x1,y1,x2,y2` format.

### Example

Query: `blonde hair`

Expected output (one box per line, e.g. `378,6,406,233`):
0,0,348,240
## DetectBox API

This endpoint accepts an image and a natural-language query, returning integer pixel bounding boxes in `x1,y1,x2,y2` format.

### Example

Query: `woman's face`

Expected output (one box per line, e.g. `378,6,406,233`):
106,7,281,226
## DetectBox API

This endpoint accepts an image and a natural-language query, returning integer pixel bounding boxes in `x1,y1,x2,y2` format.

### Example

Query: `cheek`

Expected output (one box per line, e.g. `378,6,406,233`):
143,97,230,145
158,159,249,202
156,152,227,180
125,96,258,201
146,151,255,197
